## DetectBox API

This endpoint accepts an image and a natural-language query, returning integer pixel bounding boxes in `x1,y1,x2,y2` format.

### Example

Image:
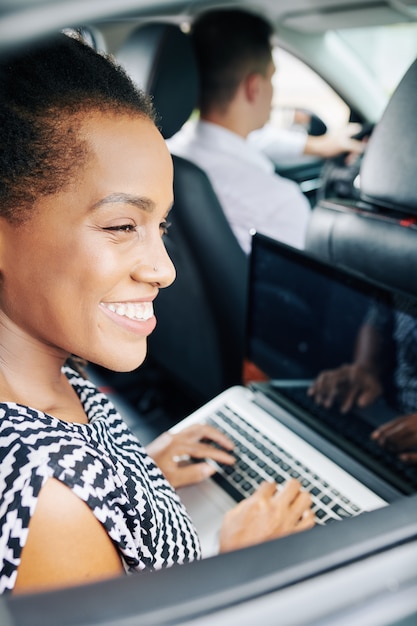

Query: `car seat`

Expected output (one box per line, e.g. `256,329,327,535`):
305,56,417,297
115,23,248,414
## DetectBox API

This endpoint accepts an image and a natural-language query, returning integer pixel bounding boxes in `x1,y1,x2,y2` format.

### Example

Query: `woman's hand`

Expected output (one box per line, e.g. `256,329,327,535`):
308,363,383,414
219,479,315,552
372,413,417,463
146,423,235,488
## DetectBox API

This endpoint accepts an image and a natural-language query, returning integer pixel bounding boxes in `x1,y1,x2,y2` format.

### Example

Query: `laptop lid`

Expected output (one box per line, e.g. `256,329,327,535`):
246,232,417,497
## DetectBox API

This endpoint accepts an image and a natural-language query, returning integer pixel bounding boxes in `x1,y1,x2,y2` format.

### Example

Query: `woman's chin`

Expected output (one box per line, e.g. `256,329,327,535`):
90,348,148,374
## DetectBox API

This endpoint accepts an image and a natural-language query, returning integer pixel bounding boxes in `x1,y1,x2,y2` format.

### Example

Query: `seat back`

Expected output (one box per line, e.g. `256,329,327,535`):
306,56,417,296
117,23,248,403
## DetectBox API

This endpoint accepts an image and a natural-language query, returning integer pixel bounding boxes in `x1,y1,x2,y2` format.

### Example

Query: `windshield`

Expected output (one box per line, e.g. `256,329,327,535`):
272,21,417,131
337,22,417,97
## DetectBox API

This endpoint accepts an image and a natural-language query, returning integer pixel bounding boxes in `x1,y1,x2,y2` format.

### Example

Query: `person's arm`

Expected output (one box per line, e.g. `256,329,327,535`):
352,321,385,371
14,478,124,595
303,131,364,159
249,122,365,162
248,124,308,161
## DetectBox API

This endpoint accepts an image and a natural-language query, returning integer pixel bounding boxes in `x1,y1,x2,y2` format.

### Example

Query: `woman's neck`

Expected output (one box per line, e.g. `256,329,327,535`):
0,320,87,423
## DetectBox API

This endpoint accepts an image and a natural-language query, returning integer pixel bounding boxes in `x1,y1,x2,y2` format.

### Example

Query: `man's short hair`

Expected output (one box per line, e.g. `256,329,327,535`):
191,9,274,113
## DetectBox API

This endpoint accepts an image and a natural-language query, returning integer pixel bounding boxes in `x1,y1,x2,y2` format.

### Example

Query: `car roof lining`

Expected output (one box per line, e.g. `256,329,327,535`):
1,0,416,55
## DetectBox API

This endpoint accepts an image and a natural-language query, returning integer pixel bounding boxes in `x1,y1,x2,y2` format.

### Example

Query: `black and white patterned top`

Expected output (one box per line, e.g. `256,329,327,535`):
0,366,201,593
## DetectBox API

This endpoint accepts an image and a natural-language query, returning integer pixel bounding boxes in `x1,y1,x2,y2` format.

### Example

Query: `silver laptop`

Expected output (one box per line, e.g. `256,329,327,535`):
173,234,417,556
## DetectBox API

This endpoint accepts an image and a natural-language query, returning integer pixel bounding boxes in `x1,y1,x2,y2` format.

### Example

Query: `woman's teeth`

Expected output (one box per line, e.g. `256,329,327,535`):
104,302,154,321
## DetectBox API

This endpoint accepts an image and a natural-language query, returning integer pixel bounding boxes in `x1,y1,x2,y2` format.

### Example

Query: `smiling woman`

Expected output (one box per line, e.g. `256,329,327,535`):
1,111,175,373
0,33,313,596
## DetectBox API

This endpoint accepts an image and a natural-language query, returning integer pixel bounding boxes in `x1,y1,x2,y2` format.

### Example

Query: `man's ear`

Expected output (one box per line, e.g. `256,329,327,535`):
244,72,262,103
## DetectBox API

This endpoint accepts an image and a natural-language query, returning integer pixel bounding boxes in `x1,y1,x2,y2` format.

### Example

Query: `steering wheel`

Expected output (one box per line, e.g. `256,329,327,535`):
317,122,375,202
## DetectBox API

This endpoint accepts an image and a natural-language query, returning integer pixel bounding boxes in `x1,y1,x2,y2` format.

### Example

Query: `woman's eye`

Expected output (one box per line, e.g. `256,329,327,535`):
104,224,136,233
160,220,171,235
103,220,170,236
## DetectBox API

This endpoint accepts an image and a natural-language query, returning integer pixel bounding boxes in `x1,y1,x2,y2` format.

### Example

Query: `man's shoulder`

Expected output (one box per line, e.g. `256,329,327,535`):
166,119,199,150
167,122,222,172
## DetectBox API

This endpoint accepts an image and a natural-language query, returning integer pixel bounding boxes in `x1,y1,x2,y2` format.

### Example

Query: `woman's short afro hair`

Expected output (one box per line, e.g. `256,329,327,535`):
0,33,155,223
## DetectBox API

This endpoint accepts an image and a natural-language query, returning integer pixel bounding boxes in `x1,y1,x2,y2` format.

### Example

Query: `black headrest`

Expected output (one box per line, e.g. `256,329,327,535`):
360,56,417,214
117,23,198,139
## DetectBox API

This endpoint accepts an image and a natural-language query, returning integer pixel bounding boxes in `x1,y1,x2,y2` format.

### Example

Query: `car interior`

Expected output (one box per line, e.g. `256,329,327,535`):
2,0,417,624
306,55,417,297
116,20,249,409
80,0,417,440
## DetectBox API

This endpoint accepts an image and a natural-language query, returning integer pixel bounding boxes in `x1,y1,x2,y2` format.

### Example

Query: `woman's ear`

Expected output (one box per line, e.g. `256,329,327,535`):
0,217,10,271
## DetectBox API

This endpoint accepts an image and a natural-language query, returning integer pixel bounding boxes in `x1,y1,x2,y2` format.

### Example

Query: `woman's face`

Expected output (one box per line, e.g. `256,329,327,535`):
0,112,176,372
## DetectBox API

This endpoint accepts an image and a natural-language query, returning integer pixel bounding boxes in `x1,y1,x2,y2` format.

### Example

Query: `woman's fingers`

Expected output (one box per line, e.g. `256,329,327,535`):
169,424,235,464
272,478,307,506
180,423,234,450
171,461,217,488
269,478,296,504
179,440,235,465
252,480,277,497
294,508,316,531
273,479,313,523
219,479,315,552
257,479,313,527
146,423,236,488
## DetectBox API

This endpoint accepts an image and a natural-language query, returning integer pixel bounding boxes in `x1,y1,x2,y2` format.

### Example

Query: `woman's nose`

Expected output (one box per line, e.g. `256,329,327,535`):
131,239,176,288
151,251,176,288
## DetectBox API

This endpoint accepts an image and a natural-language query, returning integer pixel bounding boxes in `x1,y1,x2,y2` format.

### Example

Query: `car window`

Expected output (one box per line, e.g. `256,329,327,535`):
271,46,351,131
337,22,417,97
271,22,417,134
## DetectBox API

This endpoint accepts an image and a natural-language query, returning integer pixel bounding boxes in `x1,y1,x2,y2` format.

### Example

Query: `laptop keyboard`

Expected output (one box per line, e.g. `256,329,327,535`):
205,404,363,525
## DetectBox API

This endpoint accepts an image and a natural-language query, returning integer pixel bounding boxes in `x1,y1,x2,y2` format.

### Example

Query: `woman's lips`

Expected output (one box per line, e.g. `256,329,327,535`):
99,301,156,335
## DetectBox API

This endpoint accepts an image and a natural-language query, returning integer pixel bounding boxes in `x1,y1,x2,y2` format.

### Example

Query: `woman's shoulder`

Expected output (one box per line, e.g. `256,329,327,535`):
0,394,104,481
0,400,60,444
12,477,124,594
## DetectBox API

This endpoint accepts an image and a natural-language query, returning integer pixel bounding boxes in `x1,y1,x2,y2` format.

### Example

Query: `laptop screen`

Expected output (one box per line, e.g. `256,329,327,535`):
246,232,417,495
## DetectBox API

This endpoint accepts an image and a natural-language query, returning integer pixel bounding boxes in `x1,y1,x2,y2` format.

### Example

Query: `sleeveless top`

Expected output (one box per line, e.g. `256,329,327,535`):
0,366,201,593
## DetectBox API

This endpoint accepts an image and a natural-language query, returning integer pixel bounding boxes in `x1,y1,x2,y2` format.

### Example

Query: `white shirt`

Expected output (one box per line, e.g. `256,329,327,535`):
249,123,308,162
167,120,310,254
